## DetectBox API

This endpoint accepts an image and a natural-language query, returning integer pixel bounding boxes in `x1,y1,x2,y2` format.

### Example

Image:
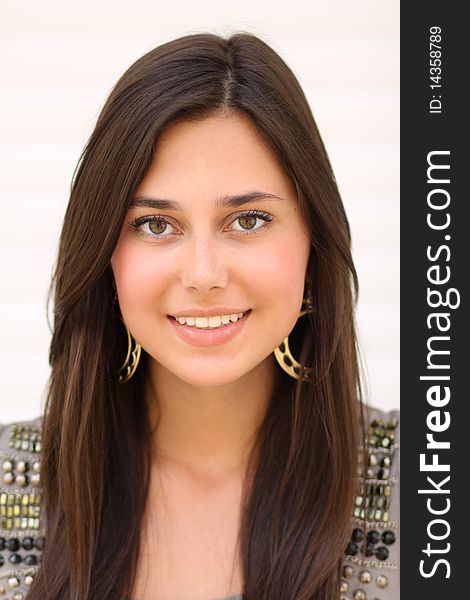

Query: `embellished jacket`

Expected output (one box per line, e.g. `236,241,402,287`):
0,406,399,599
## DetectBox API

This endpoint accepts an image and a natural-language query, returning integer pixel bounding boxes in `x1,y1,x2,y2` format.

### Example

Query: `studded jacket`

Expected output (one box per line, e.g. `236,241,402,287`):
0,406,399,599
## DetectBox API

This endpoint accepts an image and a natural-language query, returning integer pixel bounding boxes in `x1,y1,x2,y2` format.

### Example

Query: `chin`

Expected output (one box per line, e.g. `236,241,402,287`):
174,369,245,388
150,352,269,388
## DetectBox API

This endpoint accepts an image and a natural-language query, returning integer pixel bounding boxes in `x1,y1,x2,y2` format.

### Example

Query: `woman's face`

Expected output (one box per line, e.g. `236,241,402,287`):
111,111,311,387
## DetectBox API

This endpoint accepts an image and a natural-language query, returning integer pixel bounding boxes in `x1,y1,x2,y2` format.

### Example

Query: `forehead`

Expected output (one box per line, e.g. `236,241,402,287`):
133,112,297,207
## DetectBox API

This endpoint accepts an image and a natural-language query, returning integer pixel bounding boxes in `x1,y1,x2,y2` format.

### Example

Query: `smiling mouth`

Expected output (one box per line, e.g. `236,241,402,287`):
168,309,251,330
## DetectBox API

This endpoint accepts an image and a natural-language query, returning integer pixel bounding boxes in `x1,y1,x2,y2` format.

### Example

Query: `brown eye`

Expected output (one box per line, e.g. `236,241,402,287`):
149,219,168,235
229,210,273,236
238,216,257,230
130,214,177,239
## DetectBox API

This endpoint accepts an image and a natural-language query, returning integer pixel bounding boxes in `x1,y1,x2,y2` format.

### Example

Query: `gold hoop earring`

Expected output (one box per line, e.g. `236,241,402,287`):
274,293,313,382
111,281,141,383
115,319,142,384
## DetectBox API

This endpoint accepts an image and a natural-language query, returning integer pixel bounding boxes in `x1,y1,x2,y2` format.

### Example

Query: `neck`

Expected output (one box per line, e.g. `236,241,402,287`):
145,355,276,480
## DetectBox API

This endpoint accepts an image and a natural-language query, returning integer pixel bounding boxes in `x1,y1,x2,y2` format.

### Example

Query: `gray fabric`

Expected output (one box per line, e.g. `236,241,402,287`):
0,405,399,599
340,404,400,600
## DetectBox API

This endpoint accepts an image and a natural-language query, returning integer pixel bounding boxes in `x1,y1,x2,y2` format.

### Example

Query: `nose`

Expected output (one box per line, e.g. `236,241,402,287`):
179,234,228,293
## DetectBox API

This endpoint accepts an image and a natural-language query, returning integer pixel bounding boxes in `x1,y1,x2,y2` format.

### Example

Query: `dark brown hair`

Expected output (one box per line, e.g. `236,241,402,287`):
30,32,367,599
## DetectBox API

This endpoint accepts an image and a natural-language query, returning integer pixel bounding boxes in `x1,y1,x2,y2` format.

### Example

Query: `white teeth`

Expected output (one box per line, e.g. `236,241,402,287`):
208,315,222,327
173,311,248,329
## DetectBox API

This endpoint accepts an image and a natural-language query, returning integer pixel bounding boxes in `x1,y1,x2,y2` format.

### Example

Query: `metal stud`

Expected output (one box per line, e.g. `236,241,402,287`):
380,468,390,479
2,460,13,472
359,570,372,584
15,474,27,487
376,574,389,588
16,461,27,473
343,565,355,579
8,576,20,588
353,590,367,600
3,472,14,485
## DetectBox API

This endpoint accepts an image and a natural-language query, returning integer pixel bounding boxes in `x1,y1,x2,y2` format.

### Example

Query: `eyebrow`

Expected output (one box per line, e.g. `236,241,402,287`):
129,191,285,210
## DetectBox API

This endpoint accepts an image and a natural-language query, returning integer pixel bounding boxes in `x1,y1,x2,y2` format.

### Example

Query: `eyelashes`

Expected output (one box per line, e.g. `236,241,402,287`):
129,209,274,240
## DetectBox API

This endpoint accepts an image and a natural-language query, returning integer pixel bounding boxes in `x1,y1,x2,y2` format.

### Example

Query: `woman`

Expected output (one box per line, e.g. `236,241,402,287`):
0,32,399,599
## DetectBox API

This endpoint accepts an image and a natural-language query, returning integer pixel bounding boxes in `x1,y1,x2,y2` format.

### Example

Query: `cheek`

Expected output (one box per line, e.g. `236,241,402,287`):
254,232,310,297
248,232,311,335
111,242,171,316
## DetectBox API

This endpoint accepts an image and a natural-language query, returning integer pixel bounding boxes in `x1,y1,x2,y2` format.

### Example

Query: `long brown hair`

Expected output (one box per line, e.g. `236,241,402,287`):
30,32,366,599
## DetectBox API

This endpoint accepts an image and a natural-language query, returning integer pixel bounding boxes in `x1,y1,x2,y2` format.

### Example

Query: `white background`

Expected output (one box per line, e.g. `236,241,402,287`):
0,0,399,422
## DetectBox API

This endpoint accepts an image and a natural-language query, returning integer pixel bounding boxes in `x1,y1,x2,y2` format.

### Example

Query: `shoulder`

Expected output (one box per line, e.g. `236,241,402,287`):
341,404,400,599
0,410,400,598
0,415,45,596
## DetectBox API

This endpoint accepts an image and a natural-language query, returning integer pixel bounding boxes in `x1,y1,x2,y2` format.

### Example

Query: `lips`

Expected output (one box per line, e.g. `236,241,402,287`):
167,309,251,346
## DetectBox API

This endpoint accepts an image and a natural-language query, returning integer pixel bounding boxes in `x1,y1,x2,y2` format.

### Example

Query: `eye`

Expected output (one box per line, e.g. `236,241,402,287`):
228,210,273,235
130,215,177,238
